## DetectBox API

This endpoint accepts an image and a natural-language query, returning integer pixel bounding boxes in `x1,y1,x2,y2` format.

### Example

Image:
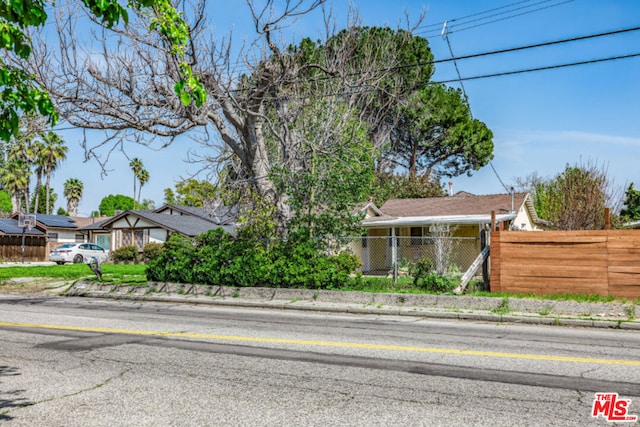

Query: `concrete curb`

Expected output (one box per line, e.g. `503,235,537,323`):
66,281,640,330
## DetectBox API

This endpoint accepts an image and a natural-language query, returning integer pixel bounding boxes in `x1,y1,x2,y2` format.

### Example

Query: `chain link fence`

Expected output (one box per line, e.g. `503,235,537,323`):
336,236,482,277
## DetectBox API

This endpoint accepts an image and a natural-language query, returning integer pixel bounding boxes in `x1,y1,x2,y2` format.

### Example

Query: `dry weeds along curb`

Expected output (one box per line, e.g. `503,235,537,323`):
66,281,640,330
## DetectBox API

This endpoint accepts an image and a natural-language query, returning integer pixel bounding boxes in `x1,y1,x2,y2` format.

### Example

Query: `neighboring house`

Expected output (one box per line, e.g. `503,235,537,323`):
0,219,48,262
10,213,86,255
71,216,112,251
356,191,544,273
91,204,237,252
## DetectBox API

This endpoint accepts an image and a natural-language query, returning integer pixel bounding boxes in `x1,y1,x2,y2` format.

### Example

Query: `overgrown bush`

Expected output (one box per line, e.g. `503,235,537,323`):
142,242,164,262
409,257,457,293
146,234,196,283
111,245,139,264
145,229,360,289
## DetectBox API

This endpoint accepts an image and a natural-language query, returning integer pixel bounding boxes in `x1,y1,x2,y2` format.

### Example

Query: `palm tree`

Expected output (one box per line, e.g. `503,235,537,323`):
129,157,149,203
129,158,144,203
6,130,36,213
137,168,150,205
0,159,30,213
40,132,68,214
63,178,83,217
31,139,46,213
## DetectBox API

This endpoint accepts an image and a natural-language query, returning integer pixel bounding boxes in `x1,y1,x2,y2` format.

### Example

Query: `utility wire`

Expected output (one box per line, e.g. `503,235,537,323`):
417,0,535,30
436,51,640,84
443,0,576,36
417,0,574,37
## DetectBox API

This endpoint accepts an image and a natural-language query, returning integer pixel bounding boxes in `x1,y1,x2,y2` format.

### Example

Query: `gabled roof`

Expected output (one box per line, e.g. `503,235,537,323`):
0,219,46,236
154,204,239,225
363,192,542,227
10,213,78,229
77,217,113,231
379,192,529,217
100,210,235,236
70,216,111,229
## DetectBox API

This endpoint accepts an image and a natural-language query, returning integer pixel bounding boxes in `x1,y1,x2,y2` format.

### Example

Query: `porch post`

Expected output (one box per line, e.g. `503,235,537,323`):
392,227,398,283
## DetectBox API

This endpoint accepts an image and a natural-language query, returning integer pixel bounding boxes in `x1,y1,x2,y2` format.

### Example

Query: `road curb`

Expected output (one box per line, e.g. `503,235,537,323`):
67,282,640,330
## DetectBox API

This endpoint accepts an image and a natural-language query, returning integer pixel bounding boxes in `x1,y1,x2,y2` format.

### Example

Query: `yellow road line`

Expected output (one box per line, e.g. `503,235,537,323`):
1,320,639,366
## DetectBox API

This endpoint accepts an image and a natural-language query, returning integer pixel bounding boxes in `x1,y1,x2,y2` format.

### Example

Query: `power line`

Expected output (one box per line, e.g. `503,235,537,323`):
445,0,576,35
434,26,640,65
417,0,574,37
418,0,544,31
435,51,640,84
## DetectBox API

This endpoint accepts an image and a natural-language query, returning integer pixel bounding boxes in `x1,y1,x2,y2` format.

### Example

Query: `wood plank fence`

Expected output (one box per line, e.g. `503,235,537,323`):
0,236,48,262
490,230,640,298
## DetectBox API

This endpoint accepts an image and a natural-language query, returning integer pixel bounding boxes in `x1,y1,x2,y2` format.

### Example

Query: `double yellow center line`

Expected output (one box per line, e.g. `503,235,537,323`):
2,320,639,366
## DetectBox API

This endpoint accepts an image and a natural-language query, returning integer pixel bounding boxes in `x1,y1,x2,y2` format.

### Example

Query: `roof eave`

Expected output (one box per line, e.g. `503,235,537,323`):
362,213,517,228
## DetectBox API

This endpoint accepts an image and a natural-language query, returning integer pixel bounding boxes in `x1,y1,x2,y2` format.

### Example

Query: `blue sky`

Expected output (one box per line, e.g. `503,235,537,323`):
49,0,640,214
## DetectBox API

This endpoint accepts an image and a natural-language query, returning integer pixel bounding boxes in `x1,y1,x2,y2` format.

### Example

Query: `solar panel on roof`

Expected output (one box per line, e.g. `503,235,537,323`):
0,220,45,235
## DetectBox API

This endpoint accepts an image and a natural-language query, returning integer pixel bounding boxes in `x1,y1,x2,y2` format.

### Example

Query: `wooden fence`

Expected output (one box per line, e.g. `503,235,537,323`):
0,236,48,262
490,230,640,298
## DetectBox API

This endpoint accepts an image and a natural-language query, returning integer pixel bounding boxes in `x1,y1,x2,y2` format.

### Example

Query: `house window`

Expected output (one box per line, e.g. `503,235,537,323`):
410,227,423,246
49,233,58,242
134,230,144,249
75,234,85,242
122,230,132,246
121,230,146,250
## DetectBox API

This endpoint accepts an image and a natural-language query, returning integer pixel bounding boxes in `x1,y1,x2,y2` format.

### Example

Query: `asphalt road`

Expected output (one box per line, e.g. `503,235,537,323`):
1,295,639,426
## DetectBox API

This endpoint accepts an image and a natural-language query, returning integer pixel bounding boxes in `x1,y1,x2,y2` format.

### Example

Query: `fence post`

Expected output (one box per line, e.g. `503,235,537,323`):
604,207,611,230
481,228,490,291
392,228,398,283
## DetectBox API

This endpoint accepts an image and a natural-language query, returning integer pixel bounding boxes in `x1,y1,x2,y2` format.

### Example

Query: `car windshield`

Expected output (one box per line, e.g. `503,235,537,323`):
56,244,75,249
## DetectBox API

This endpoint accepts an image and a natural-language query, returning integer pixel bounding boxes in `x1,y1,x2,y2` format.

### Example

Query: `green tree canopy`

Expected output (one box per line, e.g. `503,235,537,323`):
381,83,494,181
165,179,219,208
99,194,135,216
620,183,640,222
30,186,56,214
0,190,12,215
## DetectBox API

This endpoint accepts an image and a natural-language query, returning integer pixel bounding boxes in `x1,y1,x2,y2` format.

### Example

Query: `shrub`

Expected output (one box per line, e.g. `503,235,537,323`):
142,242,164,262
409,257,457,293
146,234,196,283
144,229,360,289
111,245,139,264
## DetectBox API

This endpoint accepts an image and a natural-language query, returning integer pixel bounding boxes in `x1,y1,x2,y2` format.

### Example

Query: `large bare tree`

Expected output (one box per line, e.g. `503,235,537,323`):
25,0,428,233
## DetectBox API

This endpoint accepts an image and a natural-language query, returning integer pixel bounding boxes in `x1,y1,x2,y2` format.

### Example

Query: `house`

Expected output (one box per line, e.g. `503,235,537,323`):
9,213,88,254
356,191,544,274
0,218,48,262
72,216,112,250
86,204,238,252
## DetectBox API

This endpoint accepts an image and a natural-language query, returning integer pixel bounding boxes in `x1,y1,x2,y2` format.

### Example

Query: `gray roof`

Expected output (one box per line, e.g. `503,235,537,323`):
0,219,46,236
103,210,235,236
78,217,113,231
155,204,239,225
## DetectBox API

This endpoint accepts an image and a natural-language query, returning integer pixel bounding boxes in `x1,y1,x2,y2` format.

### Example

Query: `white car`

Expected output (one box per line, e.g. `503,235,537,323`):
49,243,110,265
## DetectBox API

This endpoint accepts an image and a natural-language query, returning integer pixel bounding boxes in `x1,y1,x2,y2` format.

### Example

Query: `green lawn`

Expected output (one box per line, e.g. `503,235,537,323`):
0,264,148,283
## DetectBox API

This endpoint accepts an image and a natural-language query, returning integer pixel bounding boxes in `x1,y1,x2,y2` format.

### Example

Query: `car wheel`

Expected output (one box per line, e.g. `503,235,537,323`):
55,261,65,265
73,254,84,264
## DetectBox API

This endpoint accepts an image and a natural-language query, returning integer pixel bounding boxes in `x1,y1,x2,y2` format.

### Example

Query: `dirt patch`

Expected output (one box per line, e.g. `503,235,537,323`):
0,278,72,295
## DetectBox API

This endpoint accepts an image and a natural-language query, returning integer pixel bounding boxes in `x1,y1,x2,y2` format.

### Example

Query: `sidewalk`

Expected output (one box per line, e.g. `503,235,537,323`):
67,281,640,330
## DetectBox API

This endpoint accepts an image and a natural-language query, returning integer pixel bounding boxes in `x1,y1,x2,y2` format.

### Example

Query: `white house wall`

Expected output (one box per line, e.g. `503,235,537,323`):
110,217,156,229
512,205,542,231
